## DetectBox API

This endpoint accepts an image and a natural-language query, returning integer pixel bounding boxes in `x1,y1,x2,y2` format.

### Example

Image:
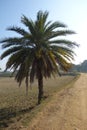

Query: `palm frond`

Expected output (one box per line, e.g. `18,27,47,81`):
45,21,67,32
49,39,78,48
1,46,22,59
55,53,72,71
21,15,36,36
49,30,76,39
30,59,36,83
37,10,48,25
51,45,75,60
7,26,29,36
1,37,23,48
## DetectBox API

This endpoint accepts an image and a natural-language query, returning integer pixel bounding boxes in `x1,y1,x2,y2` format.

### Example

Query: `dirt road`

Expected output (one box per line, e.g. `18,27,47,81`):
26,73,87,130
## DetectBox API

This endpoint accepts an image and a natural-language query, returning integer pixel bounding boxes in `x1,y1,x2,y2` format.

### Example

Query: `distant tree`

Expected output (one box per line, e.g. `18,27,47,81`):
71,60,87,72
0,11,78,104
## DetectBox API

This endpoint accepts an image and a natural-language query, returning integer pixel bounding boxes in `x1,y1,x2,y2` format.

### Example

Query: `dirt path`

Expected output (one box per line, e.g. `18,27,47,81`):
25,73,87,130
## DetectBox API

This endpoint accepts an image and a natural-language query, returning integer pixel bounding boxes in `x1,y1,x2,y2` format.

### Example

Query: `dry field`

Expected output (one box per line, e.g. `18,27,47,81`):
0,75,77,130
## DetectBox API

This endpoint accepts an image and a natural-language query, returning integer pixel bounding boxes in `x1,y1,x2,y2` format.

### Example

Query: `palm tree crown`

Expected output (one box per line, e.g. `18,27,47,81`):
0,11,78,103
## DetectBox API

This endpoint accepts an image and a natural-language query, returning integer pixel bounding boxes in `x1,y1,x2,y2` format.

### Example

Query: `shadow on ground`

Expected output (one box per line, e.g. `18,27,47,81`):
0,106,35,129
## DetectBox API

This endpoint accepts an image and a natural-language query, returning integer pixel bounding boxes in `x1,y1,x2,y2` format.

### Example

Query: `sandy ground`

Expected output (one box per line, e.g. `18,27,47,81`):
24,73,87,130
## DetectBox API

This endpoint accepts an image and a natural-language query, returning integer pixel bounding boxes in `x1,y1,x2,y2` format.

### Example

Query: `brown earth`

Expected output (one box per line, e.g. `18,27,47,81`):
23,73,87,130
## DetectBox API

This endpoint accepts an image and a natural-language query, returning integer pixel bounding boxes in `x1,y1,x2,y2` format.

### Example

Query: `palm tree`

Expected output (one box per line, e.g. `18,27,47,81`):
0,11,78,104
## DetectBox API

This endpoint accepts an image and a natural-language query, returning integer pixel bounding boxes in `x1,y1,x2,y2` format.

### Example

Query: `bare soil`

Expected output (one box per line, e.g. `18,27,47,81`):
25,73,87,130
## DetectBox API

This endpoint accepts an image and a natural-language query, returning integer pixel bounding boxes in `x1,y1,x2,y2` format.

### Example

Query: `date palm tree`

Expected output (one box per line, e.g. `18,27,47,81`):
0,11,78,104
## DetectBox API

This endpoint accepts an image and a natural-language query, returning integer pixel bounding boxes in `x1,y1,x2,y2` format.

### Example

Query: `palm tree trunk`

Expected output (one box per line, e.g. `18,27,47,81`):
38,72,43,104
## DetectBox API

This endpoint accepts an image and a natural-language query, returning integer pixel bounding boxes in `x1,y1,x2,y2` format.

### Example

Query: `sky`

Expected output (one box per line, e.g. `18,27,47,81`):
0,0,87,70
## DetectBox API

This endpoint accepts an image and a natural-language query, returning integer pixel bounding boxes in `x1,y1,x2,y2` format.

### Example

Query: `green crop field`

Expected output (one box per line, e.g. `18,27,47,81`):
0,75,77,130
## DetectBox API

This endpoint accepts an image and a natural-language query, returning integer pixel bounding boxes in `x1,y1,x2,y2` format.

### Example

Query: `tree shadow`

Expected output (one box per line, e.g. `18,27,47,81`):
0,105,35,129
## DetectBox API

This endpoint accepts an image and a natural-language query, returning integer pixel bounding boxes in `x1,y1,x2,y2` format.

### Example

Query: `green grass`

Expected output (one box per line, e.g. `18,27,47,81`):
0,74,78,130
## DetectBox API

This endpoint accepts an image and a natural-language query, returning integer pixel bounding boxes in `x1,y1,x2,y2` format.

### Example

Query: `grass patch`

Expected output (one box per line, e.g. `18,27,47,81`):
0,74,79,130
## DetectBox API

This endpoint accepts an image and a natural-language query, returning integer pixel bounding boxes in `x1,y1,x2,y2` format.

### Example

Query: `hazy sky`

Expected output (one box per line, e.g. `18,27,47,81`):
0,0,87,70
